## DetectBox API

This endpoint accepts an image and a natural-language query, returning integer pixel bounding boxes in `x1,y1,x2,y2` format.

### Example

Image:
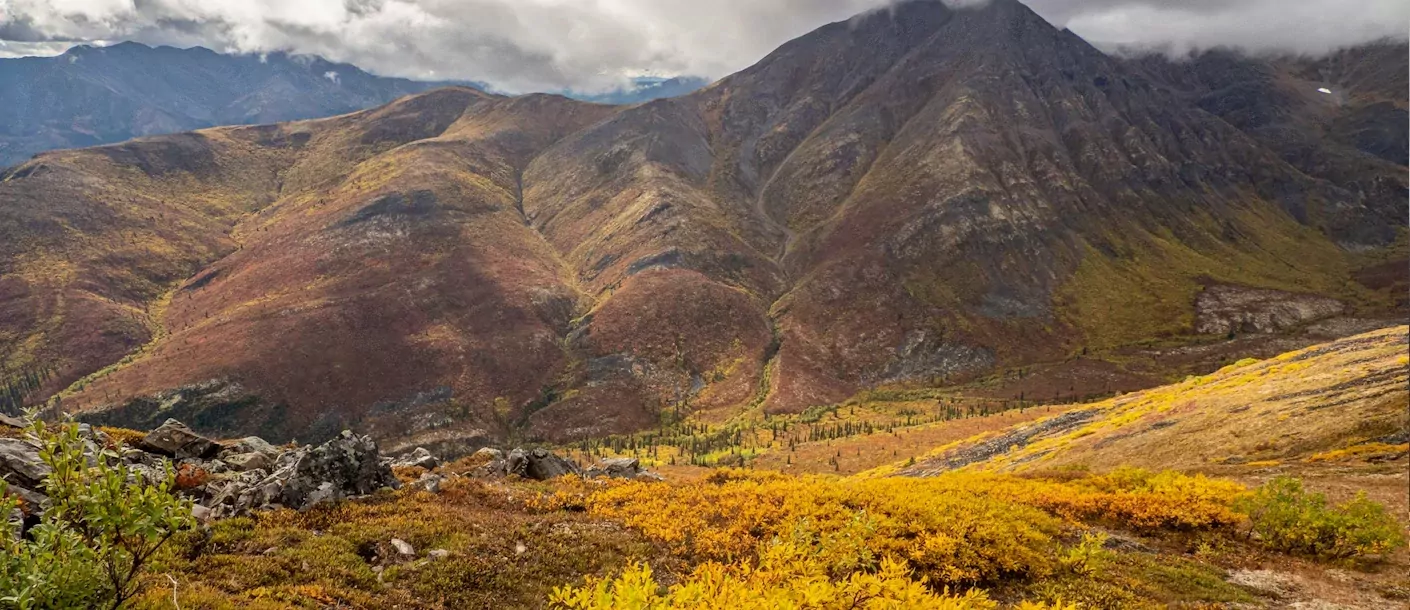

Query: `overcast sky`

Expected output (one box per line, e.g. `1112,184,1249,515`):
1,0,1406,92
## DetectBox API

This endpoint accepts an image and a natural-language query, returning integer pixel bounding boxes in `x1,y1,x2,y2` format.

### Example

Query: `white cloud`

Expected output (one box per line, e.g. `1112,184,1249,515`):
0,0,1405,92
323,70,339,83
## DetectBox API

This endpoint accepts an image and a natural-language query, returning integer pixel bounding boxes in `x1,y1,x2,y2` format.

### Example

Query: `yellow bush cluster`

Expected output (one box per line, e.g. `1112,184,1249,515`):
584,470,1062,586
585,468,1243,571
1305,443,1409,463
953,468,1248,531
551,530,1080,610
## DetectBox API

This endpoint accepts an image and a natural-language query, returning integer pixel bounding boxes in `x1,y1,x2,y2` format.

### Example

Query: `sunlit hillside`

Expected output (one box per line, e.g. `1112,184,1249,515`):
79,326,1405,609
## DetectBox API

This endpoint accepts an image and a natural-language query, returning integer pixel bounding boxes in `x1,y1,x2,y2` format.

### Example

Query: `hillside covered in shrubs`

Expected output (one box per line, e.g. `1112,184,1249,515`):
2,329,1406,608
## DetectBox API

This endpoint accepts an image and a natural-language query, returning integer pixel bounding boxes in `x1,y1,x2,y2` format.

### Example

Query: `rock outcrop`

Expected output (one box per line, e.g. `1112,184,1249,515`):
1195,285,1346,335
206,430,399,517
500,448,581,480
583,457,662,481
1,417,400,521
391,447,439,470
139,419,220,460
0,438,50,490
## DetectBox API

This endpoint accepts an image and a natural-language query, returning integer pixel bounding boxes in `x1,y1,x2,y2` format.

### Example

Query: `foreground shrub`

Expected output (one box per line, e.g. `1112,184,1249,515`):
972,468,1247,531
1,419,195,609
584,470,1062,586
1237,476,1405,560
550,529,1080,610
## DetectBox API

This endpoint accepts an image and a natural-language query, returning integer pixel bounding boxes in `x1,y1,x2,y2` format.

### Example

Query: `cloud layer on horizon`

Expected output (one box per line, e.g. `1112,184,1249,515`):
1,0,1406,92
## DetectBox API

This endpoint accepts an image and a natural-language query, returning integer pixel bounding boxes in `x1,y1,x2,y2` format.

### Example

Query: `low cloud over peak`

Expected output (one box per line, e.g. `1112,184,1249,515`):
2,0,1406,92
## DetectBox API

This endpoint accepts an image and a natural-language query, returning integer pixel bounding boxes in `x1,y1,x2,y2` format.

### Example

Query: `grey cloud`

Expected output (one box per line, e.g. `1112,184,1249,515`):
0,0,1405,92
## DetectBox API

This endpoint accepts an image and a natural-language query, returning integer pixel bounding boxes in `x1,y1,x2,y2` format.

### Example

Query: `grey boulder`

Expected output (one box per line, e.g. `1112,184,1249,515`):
223,451,274,473
503,447,580,480
221,437,279,458
139,419,219,460
208,431,399,517
392,447,439,470
0,439,49,488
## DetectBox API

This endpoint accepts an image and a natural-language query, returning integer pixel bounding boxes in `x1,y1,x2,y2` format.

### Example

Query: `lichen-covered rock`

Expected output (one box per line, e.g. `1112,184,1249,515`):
409,473,445,493
220,436,279,458
391,447,439,470
139,419,219,460
474,447,504,461
199,431,402,517
502,447,580,480
589,457,641,479
223,452,274,473
0,438,49,488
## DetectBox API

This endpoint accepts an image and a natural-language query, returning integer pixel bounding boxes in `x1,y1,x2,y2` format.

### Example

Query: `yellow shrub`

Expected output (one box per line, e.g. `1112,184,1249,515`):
584,470,1063,586
940,468,1247,531
550,559,1000,610
582,467,1244,592
1305,443,1408,464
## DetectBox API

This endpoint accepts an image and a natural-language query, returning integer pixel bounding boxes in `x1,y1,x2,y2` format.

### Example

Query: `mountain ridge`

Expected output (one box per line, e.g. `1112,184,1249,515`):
1,0,1403,449
0,42,712,167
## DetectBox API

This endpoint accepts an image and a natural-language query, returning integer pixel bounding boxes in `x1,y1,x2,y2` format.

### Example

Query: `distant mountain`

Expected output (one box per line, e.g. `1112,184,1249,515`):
0,42,459,166
1,0,1403,449
0,43,709,166
569,76,712,105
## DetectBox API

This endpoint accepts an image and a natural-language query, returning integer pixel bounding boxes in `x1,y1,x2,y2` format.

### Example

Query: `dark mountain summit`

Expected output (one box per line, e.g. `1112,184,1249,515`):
1,0,1403,450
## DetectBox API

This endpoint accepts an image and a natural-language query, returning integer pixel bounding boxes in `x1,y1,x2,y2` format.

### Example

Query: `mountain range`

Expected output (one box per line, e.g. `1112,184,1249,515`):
0,42,711,167
1,0,1403,451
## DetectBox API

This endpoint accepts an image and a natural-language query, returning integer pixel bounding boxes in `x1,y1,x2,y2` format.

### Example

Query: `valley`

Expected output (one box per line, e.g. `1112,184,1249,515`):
0,0,1403,455
0,2,1406,606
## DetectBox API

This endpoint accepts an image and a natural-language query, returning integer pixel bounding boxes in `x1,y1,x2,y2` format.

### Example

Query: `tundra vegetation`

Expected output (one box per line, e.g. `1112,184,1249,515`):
1,332,1405,608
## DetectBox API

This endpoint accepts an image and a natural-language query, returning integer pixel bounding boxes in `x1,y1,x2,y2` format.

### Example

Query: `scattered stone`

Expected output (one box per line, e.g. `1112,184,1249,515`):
180,458,230,475
391,538,416,557
589,457,640,478
138,419,219,460
0,414,23,429
0,438,50,488
223,451,274,473
1230,569,1303,598
75,424,110,446
410,473,445,493
392,447,439,470
473,447,504,461
5,485,48,513
190,504,212,523
274,431,400,510
1196,285,1344,336
428,549,451,561
514,542,527,555
502,447,580,480
206,431,399,518
221,437,279,457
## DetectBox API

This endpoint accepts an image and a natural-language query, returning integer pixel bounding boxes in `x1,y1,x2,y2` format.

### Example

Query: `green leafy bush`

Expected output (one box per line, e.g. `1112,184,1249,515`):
1237,476,1405,560
1,419,195,609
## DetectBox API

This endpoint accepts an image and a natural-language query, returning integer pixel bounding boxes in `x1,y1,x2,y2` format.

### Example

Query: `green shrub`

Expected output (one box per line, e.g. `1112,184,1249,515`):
1,419,195,609
1237,476,1405,560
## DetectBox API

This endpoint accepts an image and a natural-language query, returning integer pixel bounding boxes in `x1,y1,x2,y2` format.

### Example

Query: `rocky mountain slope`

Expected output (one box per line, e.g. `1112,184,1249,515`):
895,326,1408,480
1,0,1404,448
